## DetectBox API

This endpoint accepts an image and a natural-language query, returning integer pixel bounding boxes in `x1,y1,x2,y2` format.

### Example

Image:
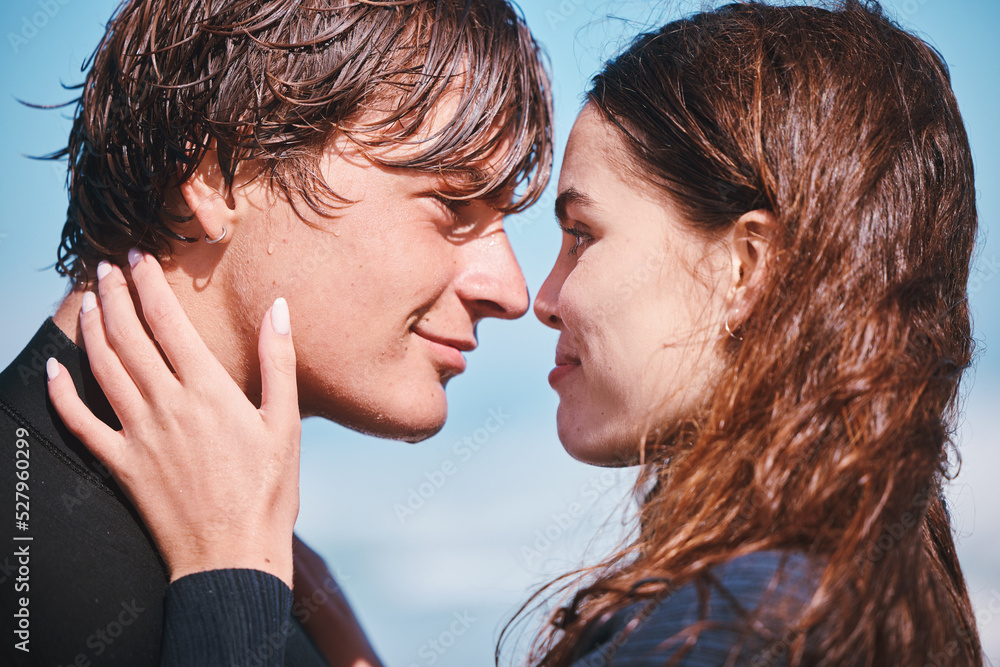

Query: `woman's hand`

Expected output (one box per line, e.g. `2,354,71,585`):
46,249,301,587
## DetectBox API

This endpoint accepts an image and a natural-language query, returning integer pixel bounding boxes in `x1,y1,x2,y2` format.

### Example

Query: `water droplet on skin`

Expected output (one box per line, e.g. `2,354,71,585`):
267,243,275,255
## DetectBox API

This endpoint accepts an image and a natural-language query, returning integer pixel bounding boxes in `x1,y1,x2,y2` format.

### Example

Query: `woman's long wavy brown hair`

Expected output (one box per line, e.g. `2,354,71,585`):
503,2,982,665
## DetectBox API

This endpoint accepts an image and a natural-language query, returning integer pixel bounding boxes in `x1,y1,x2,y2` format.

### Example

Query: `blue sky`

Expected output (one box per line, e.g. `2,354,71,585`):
1,0,997,665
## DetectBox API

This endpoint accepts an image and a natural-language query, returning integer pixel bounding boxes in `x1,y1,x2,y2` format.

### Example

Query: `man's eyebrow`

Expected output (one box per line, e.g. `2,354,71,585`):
412,178,515,210
555,187,596,223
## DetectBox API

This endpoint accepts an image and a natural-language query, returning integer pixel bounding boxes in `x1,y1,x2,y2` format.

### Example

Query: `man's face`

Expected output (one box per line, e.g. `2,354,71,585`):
222,134,529,441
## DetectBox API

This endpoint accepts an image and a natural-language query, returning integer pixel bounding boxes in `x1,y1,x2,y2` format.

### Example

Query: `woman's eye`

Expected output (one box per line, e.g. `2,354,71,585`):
561,225,592,256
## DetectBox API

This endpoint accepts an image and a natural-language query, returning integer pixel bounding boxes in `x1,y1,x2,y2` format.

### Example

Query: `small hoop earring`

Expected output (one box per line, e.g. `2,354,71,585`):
724,311,743,341
205,227,227,244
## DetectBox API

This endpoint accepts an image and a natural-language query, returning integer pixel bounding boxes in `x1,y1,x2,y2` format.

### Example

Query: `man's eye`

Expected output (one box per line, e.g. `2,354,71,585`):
434,196,467,217
434,195,470,216
433,196,481,236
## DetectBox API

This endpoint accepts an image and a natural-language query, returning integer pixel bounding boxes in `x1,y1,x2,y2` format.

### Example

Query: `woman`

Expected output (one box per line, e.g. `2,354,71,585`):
47,1,983,665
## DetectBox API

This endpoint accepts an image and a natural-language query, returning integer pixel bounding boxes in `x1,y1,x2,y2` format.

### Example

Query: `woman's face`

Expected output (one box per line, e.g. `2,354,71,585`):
534,106,735,465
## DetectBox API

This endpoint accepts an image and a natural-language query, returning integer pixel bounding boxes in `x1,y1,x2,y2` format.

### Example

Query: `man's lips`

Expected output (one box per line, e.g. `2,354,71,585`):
412,327,475,375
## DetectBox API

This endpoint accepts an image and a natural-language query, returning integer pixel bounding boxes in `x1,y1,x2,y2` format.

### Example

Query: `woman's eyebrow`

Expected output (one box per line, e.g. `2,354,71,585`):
555,187,597,223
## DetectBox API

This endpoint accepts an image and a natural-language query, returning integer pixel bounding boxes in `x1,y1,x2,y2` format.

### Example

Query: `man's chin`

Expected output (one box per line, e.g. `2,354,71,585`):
304,389,449,442
340,413,446,442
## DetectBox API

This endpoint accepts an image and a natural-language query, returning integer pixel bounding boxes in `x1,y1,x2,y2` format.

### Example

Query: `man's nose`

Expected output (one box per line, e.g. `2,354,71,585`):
455,230,529,321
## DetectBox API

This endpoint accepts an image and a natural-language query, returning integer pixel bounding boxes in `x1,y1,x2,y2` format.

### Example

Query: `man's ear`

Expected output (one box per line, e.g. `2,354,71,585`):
178,149,237,243
726,209,779,326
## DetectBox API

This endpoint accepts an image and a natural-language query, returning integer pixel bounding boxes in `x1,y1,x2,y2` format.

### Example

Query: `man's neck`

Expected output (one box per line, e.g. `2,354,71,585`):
51,290,87,349
50,274,258,405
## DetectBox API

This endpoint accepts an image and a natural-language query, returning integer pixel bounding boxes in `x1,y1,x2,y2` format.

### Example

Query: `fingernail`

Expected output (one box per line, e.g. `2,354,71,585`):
82,291,97,314
96,261,112,281
46,357,59,381
128,248,143,268
271,297,290,335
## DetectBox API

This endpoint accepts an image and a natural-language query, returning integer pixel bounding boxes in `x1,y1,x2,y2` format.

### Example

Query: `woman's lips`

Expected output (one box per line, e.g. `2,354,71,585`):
549,348,581,387
548,363,579,386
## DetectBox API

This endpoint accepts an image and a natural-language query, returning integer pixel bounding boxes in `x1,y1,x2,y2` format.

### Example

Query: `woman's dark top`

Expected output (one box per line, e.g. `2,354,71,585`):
163,568,297,666
567,550,819,667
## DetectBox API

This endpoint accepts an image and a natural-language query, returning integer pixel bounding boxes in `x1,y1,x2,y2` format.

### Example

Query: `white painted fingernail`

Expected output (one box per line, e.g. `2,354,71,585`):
96,261,112,280
82,291,97,314
271,297,290,335
46,357,59,381
128,248,143,268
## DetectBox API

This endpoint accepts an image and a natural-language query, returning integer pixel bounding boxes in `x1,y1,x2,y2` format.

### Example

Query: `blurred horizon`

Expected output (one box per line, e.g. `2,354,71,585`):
1,0,997,665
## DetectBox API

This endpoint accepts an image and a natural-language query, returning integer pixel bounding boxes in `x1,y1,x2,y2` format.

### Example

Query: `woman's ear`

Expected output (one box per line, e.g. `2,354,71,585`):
178,149,238,243
726,209,779,324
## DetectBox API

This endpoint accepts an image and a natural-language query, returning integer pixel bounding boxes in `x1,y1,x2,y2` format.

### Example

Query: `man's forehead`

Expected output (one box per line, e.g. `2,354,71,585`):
325,111,518,191
319,131,513,204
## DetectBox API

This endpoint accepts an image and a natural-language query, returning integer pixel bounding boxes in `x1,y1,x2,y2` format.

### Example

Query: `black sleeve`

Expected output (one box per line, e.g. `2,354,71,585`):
161,568,293,667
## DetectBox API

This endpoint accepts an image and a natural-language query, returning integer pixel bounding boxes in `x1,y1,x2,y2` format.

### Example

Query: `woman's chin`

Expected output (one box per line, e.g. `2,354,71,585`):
556,410,641,467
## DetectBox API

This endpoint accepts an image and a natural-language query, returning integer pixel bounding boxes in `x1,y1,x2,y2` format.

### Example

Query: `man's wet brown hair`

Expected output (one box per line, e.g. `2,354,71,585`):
51,0,552,283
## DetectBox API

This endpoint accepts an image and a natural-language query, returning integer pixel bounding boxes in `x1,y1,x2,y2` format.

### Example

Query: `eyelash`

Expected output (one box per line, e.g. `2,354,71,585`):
434,196,470,216
431,196,479,235
560,225,592,256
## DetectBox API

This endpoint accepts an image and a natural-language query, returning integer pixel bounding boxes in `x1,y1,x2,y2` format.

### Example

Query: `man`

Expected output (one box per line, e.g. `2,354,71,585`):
0,0,551,664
